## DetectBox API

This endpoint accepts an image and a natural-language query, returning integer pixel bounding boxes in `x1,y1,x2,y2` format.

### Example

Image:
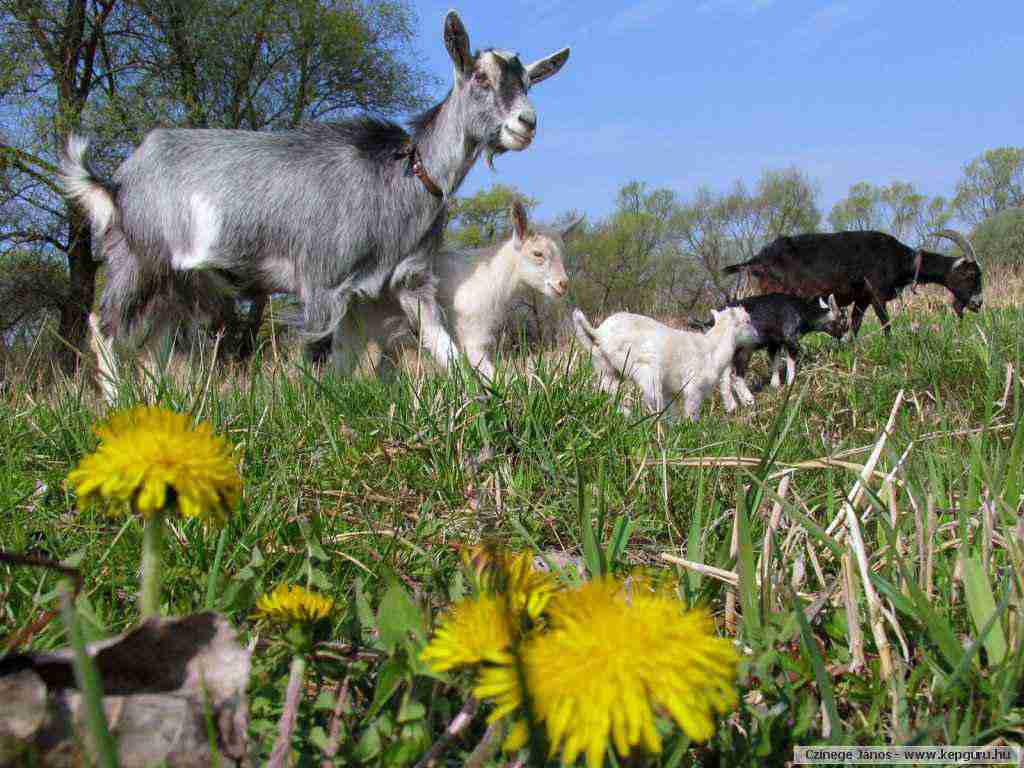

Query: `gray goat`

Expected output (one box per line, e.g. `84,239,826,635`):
60,10,570,394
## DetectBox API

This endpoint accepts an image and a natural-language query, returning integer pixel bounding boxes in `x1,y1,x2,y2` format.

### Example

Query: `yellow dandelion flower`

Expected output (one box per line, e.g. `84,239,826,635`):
68,406,241,525
464,545,558,620
501,719,529,753
517,578,739,768
503,551,558,620
255,584,335,626
421,595,515,672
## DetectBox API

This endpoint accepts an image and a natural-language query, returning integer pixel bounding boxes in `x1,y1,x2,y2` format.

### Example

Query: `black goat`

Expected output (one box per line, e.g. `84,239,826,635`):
689,293,846,411
722,230,982,338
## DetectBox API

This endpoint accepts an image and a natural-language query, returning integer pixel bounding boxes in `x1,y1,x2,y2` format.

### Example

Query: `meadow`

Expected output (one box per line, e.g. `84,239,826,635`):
2,275,1024,767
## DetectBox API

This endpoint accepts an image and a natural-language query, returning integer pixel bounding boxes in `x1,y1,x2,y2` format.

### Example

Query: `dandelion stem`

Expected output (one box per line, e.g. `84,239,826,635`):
140,512,164,619
268,653,307,768
60,587,119,768
412,695,479,768
205,526,229,610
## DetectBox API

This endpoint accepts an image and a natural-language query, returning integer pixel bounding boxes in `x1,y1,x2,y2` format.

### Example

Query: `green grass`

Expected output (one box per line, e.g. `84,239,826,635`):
2,304,1024,766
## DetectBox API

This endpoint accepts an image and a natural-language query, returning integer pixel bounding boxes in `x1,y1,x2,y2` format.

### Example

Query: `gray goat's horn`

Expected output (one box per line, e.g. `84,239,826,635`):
931,228,979,265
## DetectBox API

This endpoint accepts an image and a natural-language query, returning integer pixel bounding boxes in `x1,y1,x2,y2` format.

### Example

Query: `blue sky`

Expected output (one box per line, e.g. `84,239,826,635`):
407,1,1023,223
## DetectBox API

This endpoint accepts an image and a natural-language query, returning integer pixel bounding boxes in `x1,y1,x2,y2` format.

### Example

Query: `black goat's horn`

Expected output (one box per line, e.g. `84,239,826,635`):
931,229,979,265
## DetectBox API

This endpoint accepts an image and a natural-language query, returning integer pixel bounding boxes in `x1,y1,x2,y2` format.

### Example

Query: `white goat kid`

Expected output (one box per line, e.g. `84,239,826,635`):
351,202,582,380
572,306,759,421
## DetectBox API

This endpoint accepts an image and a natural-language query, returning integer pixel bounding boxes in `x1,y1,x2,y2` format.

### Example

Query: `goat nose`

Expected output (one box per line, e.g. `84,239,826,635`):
555,279,567,295
518,112,537,130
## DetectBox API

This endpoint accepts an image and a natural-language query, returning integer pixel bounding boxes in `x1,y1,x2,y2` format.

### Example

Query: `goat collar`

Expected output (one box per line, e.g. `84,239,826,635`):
398,142,444,200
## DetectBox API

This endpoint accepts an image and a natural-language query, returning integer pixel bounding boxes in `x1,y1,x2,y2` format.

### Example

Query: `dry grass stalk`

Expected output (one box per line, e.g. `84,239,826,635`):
653,454,890,484
725,510,740,633
836,393,901,681
806,540,827,591
827,390,905,543
842,550,866,673
660,553,739,587
982,496,994,571
996,362,1015,411
886,480,902,571
925,494,936,601
759,473,792,611
915,491,926,593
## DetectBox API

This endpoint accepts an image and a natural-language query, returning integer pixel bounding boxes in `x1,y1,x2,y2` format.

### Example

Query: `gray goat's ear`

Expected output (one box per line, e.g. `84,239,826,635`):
819,297,828,310
561,214,585,241
444,11,473,78
526,47,570,86
511,201,529,248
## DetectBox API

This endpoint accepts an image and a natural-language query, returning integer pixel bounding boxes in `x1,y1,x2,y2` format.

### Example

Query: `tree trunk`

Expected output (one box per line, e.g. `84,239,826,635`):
57,206,98,373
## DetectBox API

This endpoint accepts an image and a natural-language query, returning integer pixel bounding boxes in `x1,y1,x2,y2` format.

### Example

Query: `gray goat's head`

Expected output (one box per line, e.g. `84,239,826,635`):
443,11,569,166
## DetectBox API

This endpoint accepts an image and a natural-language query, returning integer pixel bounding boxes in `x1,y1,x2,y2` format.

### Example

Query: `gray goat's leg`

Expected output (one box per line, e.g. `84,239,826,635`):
88,312,119,404
330,312,373,376
395,287,458,371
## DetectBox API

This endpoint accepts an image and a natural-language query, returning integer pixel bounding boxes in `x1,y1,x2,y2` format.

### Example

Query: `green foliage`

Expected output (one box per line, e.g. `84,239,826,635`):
572,181,691,315
827,180,949,246
4,301,1024,763
448,184,538,248
677,168,821,302
954,147,1024,228
971,207,1024,267
0,249,66,341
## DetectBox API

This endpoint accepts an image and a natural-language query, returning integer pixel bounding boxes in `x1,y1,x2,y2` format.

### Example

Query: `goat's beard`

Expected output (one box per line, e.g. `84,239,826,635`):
485,143,508,170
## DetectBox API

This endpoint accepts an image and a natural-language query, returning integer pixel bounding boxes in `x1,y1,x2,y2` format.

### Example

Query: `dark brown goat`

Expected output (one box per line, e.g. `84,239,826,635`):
689,293,846,411
723,230,982,338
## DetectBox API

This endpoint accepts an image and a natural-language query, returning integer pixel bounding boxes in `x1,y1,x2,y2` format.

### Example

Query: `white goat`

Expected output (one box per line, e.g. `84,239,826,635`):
572,306,759,421
350,202,582,380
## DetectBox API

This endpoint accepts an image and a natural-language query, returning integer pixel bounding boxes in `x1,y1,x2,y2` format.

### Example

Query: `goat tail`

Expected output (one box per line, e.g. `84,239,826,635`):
60,134,118,234
572,308,600,352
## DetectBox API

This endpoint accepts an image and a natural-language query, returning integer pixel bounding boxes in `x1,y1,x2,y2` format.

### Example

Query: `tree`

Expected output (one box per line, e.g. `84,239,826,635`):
570,182,696,316
0,0,133,370
953,147,1024,228
828,180,937,245
677,168,820,302
0,0,431,368
971,207,1024,267
754,167,822,241
447,184,538,248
